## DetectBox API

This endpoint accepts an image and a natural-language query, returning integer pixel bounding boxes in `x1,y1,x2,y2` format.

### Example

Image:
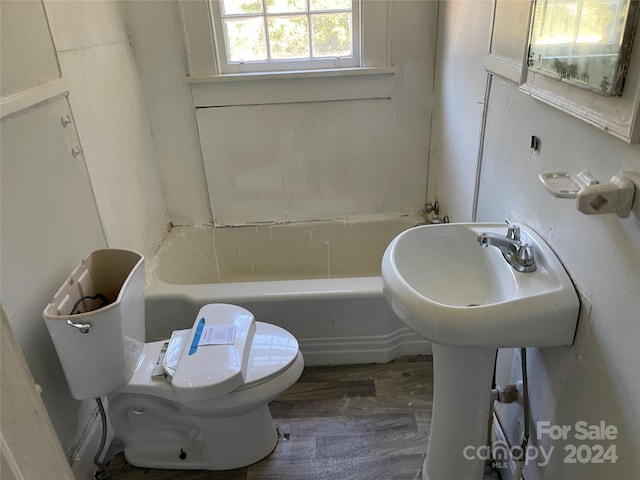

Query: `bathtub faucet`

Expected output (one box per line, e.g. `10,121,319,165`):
476,225,536,273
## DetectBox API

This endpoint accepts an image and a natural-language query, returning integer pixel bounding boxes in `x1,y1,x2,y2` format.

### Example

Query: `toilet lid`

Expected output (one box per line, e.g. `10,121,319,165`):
242,321,299,388
169,304,256,402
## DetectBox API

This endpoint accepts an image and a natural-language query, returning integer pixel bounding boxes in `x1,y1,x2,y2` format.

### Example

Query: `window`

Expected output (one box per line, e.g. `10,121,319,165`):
211,0,360,73
179,0,393,105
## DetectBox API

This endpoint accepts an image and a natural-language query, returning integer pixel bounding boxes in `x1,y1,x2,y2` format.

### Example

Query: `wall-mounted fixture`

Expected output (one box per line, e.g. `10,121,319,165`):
530,135,540,153
539,170,640,218
425,201,450,224
486,0,640,144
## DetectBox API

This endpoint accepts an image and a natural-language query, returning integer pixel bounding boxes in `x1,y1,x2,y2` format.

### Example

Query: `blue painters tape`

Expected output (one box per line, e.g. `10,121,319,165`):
188,317,205,356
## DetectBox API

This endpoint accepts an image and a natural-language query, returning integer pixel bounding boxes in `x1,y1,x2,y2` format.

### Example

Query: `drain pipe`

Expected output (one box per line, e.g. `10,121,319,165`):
93,397,114,480
485,350,499,474
512,347,530,480
486,348,530,479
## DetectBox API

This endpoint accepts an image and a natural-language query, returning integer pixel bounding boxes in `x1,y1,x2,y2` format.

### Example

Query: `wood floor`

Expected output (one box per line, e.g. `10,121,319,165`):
105,356,499,480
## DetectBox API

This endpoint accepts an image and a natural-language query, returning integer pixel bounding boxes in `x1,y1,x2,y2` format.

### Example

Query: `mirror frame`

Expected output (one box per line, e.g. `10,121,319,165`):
485,0,533,84
486,0,640,144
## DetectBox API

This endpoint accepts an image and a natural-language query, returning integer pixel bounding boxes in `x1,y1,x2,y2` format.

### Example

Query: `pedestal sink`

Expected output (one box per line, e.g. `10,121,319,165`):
381,223,579,480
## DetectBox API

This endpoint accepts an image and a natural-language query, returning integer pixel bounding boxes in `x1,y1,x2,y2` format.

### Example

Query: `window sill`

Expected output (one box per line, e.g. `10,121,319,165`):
188,66,395,107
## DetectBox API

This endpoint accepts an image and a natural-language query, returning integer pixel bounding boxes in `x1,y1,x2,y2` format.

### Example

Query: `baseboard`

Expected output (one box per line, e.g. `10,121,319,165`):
298,327,432,365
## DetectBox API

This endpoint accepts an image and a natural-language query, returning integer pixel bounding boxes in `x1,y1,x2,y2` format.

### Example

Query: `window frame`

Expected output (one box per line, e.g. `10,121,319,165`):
210,0,361,74
179,0,393,106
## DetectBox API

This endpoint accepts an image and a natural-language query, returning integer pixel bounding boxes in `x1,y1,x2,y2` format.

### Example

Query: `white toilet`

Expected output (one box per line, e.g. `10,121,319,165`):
43,249,304,470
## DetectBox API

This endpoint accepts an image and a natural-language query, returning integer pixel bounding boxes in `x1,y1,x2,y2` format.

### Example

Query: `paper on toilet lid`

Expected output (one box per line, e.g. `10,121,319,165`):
170,304,256,402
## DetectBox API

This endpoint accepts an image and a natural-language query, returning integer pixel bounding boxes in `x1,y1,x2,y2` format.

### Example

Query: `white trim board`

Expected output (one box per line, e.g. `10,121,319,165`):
299,327,432,366
0,78,69,120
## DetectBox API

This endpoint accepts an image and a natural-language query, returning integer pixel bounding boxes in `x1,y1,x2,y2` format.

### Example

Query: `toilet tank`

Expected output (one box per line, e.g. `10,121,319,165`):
43,249,145,400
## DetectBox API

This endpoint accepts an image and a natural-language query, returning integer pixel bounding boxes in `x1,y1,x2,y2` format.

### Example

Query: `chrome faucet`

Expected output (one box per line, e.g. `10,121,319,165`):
476,225,536,272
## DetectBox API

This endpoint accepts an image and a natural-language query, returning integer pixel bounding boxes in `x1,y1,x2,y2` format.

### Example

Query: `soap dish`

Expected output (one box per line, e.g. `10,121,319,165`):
539,171,598,198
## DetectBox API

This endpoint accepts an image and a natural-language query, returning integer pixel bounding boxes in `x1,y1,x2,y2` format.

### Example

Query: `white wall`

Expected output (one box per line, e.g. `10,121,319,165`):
1,309,74,480
123,0,212,225
45,0,169,256
427,0,492,222
126,0,436,226
1,2,107,471
0,0,60,98
1,96,108,464
431,1,640,478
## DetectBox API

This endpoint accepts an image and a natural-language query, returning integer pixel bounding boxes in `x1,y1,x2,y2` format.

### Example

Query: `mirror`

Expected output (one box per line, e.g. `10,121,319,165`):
527,0,640,96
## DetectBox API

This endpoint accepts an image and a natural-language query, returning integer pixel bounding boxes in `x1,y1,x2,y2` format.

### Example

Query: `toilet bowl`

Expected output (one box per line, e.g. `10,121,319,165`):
109,304,304,470
43,250,303,471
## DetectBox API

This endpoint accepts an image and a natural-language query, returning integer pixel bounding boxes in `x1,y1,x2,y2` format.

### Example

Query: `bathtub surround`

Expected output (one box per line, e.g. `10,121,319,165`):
126,0,437,226
149,216,424,284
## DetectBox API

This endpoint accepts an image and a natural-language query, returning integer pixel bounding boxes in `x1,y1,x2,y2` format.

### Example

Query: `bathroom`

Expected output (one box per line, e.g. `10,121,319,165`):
1,1,639,479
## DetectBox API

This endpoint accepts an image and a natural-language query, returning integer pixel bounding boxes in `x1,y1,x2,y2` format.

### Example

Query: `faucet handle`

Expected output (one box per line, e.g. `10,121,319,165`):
516,244,536,272
507,224,521,241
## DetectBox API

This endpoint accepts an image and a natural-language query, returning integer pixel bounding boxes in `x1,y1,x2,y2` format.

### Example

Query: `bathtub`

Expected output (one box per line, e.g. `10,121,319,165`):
145,215,431,365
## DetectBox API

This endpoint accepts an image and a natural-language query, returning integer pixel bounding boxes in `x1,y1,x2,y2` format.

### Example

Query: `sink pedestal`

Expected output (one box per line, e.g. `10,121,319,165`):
423,344,497,480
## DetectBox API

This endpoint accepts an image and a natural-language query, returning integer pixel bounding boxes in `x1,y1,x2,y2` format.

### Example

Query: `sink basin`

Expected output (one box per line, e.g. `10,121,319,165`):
381,222,579,347
381,222,579,480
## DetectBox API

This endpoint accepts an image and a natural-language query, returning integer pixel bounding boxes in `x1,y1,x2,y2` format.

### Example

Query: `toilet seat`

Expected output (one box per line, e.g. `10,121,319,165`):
116,304,300,404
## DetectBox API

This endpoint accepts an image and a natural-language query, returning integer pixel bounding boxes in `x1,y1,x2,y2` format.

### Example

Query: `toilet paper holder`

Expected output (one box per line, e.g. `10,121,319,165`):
539,170,640,218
